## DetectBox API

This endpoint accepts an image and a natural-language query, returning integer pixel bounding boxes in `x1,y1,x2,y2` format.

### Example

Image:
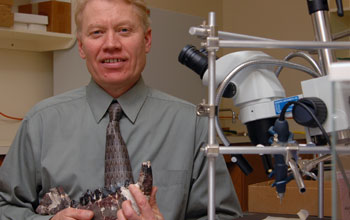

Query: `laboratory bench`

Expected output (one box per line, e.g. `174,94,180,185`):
237,212,331,220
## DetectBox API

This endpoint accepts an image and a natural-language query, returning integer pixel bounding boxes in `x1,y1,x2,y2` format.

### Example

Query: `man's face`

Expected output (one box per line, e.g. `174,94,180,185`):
78,0,152,96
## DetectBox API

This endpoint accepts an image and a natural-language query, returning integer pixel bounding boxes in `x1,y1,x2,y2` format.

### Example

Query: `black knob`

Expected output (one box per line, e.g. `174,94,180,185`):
292,97,327,128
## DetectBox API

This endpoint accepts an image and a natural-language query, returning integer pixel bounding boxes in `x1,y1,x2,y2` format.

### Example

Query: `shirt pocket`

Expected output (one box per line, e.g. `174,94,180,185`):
152,170,188,219
153,169,188,187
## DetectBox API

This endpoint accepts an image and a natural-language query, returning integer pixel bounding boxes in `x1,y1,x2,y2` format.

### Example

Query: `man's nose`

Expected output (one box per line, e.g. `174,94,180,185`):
103,32,122,50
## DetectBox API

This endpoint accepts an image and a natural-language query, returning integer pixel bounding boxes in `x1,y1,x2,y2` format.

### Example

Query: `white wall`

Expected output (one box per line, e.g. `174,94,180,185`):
0,49,52,151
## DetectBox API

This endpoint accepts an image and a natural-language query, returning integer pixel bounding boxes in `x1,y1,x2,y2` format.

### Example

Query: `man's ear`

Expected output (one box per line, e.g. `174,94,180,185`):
77,38,86,59
144,28,152,54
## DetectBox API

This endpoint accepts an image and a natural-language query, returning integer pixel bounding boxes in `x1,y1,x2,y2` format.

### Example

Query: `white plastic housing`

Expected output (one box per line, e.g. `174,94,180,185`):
301,75,350,136
202,51,286,124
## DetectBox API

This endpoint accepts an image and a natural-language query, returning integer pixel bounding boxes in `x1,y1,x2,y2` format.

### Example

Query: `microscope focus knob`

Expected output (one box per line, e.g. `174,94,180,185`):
292,97,328,128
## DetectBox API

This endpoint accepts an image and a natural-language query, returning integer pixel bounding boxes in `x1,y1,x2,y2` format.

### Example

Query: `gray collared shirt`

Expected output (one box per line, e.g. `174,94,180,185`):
0,78,242,220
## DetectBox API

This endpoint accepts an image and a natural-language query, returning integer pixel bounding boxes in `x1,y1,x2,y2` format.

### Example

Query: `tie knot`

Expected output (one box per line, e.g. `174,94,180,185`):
108,102,123,122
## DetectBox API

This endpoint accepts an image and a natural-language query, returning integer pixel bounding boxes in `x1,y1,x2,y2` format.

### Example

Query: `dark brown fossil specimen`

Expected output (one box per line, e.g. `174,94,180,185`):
36,161,152,219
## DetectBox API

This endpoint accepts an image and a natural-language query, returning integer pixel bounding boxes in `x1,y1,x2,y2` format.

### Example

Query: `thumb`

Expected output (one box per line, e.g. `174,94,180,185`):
149,186,158,207
70,209,94,220
149,186,163,218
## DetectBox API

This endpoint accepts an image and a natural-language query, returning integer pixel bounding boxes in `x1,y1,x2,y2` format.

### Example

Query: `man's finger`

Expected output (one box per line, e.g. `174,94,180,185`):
128,184,154,219
149,186,158,206
51,207,94,220
117,207,127,220
121,200,140,220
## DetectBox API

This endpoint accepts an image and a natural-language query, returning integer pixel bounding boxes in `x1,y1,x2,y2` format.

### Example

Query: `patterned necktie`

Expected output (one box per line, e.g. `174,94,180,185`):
104,102,134,187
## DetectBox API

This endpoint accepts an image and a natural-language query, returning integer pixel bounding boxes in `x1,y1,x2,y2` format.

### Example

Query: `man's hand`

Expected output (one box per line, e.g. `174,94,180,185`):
117,185,164,220
51,207,94,220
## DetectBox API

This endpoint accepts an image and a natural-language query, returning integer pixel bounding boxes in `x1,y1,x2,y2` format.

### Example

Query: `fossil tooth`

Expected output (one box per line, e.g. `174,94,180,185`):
35,186,72,215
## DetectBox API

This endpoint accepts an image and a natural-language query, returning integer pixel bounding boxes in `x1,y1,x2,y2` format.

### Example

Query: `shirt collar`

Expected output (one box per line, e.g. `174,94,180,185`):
86,78,149,124
117,78,149,123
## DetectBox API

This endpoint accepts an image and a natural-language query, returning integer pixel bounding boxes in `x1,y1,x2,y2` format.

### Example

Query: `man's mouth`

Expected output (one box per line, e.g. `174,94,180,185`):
102,58,126,63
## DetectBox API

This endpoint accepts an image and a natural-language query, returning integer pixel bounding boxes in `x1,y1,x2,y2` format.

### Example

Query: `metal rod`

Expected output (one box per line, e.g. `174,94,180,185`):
218,40,350,50
190,26,350,43
310,8,334,218
189,27,276,41
218,31,276,41
207,13,216,146
318,157,325,218
208,157,216,220
311,11,336,75
304,127,313,145
207,11,217,220
218,146,350,155
288,159,306,193
333,29,350,41
331,82,337,220
208,56,216,144
274,51,323,77
189,26,207,37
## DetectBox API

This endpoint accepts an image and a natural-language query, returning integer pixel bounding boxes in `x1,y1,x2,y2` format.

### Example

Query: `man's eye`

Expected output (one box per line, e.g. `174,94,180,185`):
93,30,102,35
89,30,103,36
119,28,130,33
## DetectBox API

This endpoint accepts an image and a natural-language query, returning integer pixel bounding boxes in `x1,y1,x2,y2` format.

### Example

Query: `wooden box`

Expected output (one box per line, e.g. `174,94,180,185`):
18,3,35,14
0,0,13,7
0,4,13,27
248,180,332,216
38,0,71,34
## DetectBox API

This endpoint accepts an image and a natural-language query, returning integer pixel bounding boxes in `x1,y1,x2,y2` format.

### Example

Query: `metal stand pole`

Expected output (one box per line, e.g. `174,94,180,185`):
318,158,325,218
311,10,336,75
206,12,218,220
310,5,335,218
331,82,338,220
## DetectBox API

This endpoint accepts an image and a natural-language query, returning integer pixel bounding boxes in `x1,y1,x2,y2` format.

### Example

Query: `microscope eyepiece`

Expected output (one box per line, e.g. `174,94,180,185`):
178,45,208,79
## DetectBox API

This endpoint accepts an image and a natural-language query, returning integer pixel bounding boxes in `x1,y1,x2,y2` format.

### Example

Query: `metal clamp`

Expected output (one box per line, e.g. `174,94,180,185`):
203,37,219,51
196,101,216,118
205,144,220,157
298,154,331,180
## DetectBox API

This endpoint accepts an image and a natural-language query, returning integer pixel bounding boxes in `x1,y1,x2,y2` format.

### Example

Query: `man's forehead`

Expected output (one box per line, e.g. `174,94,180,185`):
81,1,140,26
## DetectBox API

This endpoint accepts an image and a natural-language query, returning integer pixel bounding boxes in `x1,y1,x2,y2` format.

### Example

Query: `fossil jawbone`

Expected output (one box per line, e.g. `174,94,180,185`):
36,161,152,220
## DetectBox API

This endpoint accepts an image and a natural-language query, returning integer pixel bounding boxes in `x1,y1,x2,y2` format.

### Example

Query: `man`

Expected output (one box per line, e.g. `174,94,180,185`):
0,0,242,219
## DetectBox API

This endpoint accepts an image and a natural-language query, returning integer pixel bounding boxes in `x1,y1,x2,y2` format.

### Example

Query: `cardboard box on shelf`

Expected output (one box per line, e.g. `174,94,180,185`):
0,5,13,27
14,12,48,25
13,22,27,30
0,4,11,13
32,0,71,3
38,0,71,34
248,180,332,216
0,0,13,7
28,23,46,31
18,3,36,14
0,13,13,27
337,170,350,220
12,12,48,31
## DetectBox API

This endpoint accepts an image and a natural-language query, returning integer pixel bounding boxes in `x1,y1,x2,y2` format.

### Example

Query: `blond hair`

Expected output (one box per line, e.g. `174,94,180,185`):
75,0,151,37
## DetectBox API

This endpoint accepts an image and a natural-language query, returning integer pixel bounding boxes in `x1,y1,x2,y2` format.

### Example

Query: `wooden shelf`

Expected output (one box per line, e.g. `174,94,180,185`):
0,27,76,52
